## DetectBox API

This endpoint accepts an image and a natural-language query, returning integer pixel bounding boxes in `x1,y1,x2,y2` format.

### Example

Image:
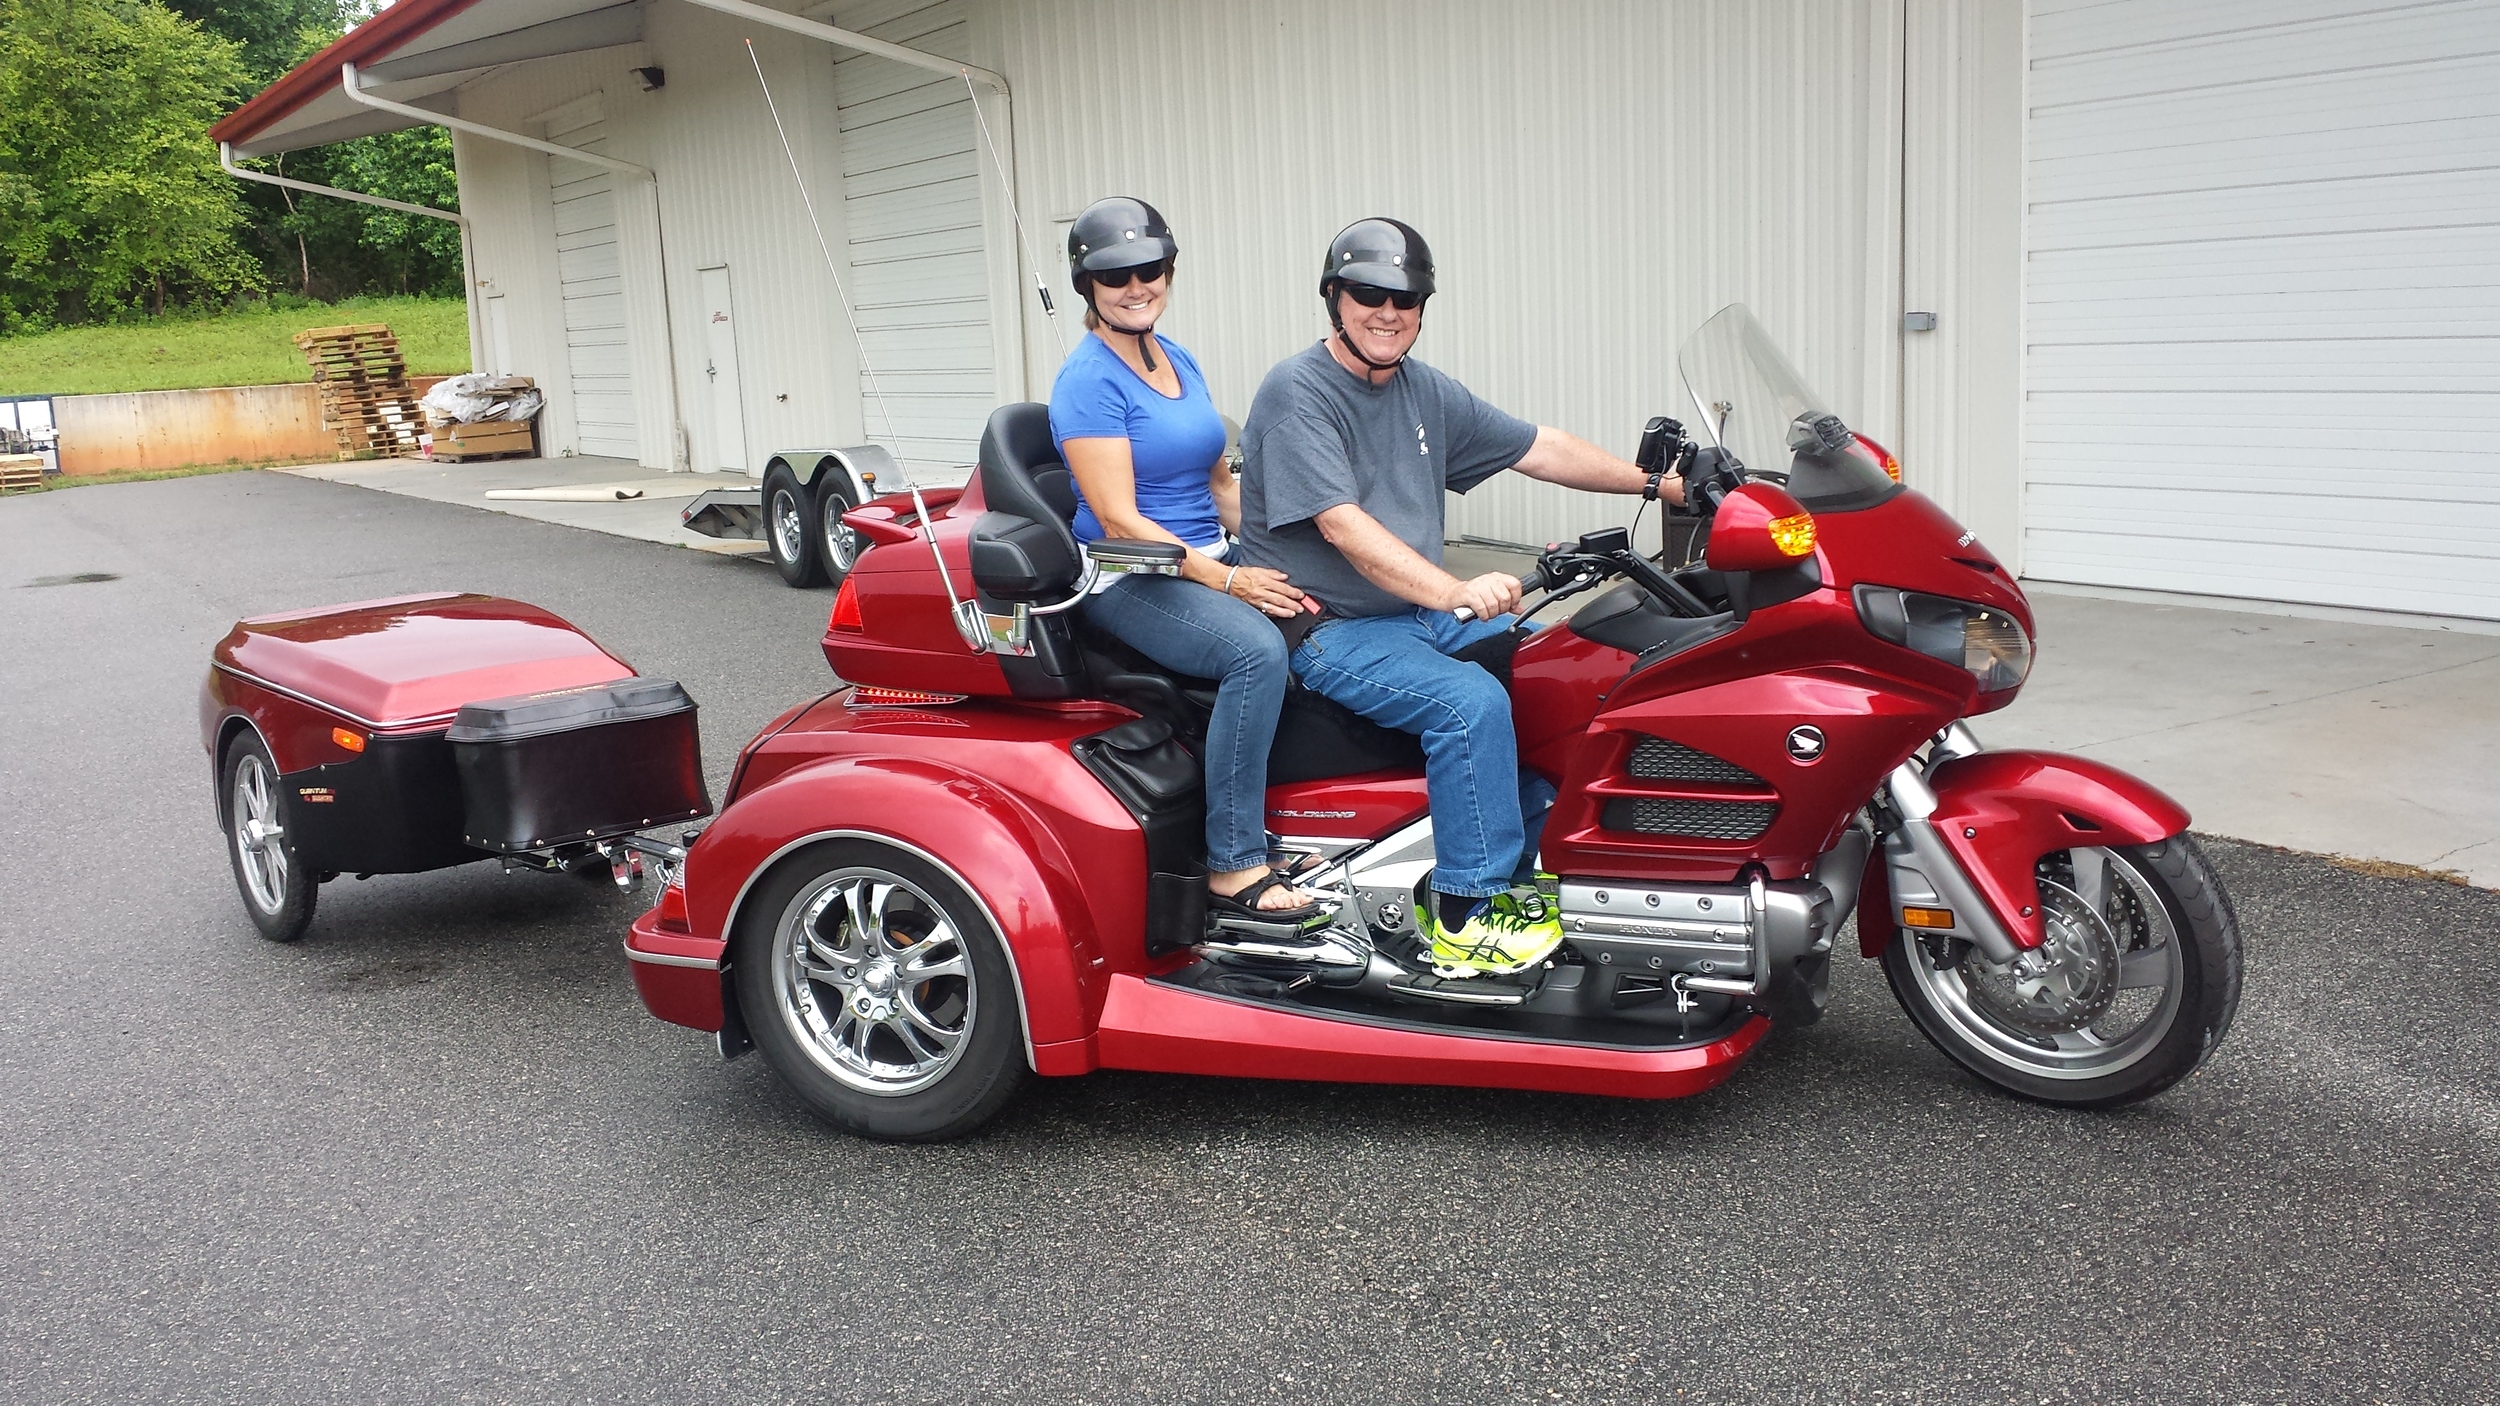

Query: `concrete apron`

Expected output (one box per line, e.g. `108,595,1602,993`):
269,464,2499,890
278,455,765,555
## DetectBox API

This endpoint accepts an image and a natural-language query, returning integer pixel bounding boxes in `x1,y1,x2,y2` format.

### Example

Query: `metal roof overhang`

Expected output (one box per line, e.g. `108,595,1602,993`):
212,0,648,158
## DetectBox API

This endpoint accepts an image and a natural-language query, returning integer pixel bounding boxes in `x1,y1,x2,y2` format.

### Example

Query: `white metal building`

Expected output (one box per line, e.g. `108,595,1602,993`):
213,0,2500,623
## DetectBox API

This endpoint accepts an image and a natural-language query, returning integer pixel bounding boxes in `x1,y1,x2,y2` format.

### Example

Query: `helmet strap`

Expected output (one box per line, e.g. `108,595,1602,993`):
1088,282,1160,372
1327,285,1411,375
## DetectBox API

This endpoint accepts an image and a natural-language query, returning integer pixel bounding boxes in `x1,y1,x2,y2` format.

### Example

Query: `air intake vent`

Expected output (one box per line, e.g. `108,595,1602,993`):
1627,736,1763,786
1602,797,1778,842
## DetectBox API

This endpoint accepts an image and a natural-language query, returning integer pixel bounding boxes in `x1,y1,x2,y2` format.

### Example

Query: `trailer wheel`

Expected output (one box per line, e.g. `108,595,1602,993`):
813,474,863,586
223,733,318,943
764,464,825,588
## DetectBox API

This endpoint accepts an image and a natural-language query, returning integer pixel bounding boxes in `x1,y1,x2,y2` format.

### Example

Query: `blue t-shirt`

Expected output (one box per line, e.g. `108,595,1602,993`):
1049,333,1228,546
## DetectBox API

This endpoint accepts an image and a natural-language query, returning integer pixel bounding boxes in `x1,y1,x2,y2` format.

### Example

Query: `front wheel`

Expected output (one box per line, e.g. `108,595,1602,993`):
1881,835,2240,1108
731,839,1026,1141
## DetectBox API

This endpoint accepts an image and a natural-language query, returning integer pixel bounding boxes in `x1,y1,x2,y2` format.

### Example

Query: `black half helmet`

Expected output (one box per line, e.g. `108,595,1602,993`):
1321,217,1435,299
1068,196,1178,286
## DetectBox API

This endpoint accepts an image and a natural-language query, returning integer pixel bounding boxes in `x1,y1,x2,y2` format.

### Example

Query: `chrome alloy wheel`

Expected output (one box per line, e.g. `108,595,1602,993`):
819,489,859,573
230,750,290,913
771,868,976,1096
770,486,807,566
1900,846,2185,1081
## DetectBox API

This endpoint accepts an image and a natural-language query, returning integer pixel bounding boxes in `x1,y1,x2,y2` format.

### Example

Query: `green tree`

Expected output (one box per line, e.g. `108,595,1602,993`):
0,0,262,327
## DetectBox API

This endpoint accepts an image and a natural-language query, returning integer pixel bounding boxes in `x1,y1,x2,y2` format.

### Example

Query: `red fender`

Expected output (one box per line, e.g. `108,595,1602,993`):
684,753,1131,1067
1914,750,2191,950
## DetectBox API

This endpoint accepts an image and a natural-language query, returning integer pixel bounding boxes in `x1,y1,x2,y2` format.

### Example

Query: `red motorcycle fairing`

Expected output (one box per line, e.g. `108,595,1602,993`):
1263,770,1430,840
670,696,1159,1068
1857,750,2193,956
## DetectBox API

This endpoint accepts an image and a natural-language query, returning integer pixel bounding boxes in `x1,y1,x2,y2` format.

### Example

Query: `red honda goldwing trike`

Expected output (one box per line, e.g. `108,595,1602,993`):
623,305,2243,1140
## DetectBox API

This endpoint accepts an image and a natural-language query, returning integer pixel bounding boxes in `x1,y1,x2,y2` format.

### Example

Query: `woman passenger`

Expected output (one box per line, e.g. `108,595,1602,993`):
1049,197,1321,922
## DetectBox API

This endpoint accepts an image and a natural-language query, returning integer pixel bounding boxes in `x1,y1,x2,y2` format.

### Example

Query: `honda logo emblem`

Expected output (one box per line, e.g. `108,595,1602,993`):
1785,725,1826,763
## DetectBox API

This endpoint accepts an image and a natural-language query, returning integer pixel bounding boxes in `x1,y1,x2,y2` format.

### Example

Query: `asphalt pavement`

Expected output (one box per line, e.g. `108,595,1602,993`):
3,471,2494,1405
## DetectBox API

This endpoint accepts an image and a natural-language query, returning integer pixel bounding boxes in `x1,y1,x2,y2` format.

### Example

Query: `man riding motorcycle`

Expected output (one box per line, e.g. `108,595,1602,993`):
1235,218,1693,978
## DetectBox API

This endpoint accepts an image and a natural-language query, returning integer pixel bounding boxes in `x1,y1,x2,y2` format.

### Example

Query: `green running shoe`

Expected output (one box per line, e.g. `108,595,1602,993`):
1425,889,1566,978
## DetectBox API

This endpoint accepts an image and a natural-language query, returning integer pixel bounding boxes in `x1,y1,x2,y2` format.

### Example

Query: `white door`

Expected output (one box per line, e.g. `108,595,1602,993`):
545,106,643,460
2023,0,2500,620
485,295,512,376
698,266,750,474
829,0,993,481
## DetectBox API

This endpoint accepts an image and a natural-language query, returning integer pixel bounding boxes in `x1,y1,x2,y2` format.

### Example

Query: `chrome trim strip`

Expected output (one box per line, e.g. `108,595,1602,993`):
211,662,459,732
623,943,721,971
716,828,1037,1070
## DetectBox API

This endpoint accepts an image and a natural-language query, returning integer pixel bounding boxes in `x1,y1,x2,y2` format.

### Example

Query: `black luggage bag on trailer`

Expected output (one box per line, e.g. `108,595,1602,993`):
446,678,712,853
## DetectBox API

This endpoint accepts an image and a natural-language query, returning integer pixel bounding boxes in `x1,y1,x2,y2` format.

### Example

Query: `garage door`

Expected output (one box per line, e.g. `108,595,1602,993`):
546,105,643,461
2024,0,2500,620
830,0,994,481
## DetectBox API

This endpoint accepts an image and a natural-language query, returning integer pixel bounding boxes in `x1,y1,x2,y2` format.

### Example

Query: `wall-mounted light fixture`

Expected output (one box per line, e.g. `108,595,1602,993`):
633,66,666,91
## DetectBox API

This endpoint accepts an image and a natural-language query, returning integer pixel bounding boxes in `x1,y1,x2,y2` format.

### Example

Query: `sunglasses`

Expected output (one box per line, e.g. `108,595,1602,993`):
1092,260,1169,288
1343,284,1422,311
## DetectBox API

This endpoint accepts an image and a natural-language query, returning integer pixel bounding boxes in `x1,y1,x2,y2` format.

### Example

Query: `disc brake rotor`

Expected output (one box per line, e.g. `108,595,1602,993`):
1959,880,2121,1036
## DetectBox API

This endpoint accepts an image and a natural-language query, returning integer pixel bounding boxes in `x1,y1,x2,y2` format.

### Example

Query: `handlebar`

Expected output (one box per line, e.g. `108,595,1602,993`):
1450,568,1546,624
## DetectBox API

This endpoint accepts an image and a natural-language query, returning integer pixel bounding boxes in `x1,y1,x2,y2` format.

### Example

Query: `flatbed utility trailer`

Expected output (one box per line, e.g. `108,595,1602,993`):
681,445,897,588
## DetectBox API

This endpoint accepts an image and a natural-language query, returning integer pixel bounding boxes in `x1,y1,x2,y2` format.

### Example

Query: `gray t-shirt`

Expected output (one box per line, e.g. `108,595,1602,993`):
1237,343,1538,618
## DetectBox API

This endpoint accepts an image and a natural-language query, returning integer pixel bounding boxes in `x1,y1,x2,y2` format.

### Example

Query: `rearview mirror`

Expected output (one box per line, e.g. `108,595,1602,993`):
1704,483,1818,574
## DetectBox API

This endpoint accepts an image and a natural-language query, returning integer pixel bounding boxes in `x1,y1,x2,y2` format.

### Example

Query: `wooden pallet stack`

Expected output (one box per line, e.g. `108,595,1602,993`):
428,375,541,462
293,323,425,459
0,453,45,493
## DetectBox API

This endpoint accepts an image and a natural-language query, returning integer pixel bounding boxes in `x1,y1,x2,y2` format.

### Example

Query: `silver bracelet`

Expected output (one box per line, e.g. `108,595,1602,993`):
1223,565,1239,594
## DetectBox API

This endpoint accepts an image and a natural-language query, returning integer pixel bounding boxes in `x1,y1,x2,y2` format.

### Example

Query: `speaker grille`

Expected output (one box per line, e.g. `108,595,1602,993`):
1627,735,1763,786
1602,797,1778,841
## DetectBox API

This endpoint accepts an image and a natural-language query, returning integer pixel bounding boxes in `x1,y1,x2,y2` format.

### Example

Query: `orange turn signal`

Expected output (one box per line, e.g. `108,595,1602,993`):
1766,512,1817,557
331,727,366,753
1901,906,1955,930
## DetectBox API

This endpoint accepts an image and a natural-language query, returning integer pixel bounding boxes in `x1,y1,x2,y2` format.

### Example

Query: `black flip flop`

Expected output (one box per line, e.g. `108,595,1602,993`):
1206,871,1327,925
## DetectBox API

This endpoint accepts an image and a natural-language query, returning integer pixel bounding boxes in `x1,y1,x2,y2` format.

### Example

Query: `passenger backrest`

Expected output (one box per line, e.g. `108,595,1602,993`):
971,403,1084,602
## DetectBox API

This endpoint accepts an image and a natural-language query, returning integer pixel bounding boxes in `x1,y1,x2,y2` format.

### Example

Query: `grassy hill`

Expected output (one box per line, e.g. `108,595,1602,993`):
0,296,471,396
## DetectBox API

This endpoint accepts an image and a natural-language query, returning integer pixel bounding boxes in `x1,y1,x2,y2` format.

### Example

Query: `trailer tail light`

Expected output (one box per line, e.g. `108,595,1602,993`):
830,576,864,632
1851,432,1902,483
331,727,366,753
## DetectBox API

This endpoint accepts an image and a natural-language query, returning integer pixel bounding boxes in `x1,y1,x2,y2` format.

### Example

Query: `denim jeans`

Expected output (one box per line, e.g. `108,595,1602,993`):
1082,573,1291,874
1290,608,1557,897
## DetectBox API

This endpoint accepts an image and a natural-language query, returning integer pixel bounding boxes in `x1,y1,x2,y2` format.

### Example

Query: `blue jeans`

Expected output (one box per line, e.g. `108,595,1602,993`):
1290,608,1556,898
1082,574,1291,874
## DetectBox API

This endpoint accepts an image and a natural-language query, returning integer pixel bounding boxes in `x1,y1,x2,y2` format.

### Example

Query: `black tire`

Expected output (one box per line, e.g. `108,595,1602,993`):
1881,835,2241,1108
222,732,318,943
731,839,1026,1141
812,473,864,587
763,464,825,588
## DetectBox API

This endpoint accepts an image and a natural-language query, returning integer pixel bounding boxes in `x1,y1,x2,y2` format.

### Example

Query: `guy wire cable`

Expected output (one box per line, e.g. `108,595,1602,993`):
960,70,1070,356
746,38,982,648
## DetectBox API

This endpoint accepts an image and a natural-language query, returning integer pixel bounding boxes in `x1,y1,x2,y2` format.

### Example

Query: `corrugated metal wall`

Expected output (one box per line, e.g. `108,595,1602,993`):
973,0,1910,548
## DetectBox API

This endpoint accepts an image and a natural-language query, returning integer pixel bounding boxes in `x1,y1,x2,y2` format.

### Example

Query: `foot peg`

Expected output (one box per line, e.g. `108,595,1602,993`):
1199,922,1368,970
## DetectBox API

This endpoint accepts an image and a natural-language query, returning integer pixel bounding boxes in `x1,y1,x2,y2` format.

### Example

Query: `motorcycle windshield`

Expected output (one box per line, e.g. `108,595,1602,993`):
1676,304,1900,512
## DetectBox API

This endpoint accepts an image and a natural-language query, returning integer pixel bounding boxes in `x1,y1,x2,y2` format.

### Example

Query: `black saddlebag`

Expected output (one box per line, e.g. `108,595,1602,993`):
446,678,713,853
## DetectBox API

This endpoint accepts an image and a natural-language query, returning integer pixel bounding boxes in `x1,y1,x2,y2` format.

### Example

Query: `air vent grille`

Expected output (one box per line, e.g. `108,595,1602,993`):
1627,736,1763,786
1602,797,1778,842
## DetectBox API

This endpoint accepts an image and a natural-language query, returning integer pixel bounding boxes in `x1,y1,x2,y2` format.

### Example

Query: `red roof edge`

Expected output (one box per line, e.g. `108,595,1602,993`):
209,0,489,147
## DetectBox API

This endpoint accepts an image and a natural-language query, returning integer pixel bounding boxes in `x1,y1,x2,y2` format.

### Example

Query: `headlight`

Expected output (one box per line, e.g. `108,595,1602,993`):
1853,585,2032,692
